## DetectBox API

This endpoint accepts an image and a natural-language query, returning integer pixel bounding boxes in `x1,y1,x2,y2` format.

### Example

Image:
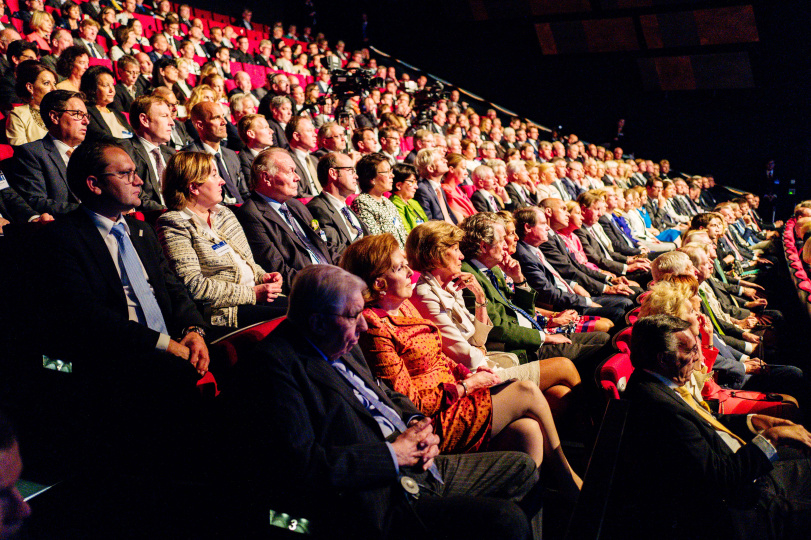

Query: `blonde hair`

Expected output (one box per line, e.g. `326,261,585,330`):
30,10,55,33
184,84,214,113
639,281,692,319
162,151,215,210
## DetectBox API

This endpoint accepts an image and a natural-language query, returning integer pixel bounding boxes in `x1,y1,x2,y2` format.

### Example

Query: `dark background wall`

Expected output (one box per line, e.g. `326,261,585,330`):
213,0,811,200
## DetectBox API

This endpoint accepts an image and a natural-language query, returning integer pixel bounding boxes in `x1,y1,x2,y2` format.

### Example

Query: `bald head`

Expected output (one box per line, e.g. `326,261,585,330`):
0,28,21,52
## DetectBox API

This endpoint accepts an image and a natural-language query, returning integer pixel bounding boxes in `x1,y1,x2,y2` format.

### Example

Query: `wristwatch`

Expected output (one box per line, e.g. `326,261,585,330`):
182,326,207,340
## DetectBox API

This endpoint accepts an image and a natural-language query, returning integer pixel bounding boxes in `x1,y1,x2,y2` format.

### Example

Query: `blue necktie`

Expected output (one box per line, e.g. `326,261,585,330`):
214,152,243,204
278,204,328,265
483,268,544,332
110,223,169,335
329,358,443,483
340,206,363,239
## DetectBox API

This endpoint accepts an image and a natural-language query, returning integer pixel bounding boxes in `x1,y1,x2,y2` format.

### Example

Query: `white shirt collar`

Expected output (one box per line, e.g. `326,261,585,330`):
84,207,127,238
323,190,347,211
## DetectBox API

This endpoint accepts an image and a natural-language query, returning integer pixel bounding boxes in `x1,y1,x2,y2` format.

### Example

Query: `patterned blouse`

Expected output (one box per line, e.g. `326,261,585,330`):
558,228,602,272
351,193,408,247
360,300,492,453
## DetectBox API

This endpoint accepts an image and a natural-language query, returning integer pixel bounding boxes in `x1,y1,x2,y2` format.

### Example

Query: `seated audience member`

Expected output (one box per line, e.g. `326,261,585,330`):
156,151,287,330
110,25,138,62
134,51,153,88
350,153,408,247
147,32,172,64
111,55,144,113
378,126,401,164
441,153,477,222
5,60,54,146
151,57,180,94
390,162,428,233
97,7,117,49
285,115,321,197
75,19,107,60
9,89,87,215
229,93,256,126
153,85,192,150
40,27,72,71
35,139,210,474
539,198,636,311
599,186,653,256
414,147,457,224
458,212,609,367
229,35,252,65
54,44,87,91
352,127,377,156
209,46,232,80
229,71,259,106
234,147,338,294
261,94,292,149
125,95,175,211
182,101,249,204
127,18,150,50
26,10,54,55
0,40,39,110
575,190,651,283
307,152,367,254
236,113,273,182
340,234,582,498
173,57,194,99
613,314,811,539
81,65,133,142
115,0,136,26
57,1,82,35
644,176,684,231
12,0,39,34
313,121,346,159
224,264,545,538
513,206,625,326
406,220,586,403
470,164,504,213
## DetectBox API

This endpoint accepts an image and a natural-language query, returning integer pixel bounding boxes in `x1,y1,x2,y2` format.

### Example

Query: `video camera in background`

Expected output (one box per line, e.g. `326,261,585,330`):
329,67,384,101
409,81,451,128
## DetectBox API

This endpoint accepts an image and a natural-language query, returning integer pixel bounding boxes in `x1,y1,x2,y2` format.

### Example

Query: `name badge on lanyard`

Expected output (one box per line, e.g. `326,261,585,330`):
212,241,232,256
0,172,9,190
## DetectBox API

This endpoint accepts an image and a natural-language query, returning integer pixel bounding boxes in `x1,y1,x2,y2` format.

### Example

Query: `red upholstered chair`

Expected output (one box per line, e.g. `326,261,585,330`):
798,280,811,293
210,316,286,367
0,144,14,161
229,61,244,74
612,326,632,354
297,197,312,205
88,57,112,69
224,79,237,93
625,306,640,325
597,352,634,401
133,13,157,34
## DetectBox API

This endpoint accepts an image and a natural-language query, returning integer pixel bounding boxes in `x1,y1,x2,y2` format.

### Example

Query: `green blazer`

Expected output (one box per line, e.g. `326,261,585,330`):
461,260,542,363
390,194,428,233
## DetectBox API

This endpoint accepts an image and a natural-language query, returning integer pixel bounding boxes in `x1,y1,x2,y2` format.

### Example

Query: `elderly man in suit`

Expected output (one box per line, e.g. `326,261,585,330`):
223,264,543,539
9,90,88,216
34,139,210,475
470,164,503,213
413,147,457,224
458,212,608,366
613,314,811,539
285,115,321,197
125,95,175,211
182,101,249,204
307,152,368,254
258,94,292,150
234,148,338,294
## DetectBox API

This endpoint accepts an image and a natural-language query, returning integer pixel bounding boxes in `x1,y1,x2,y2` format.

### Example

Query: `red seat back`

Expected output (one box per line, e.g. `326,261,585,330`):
612,326,632,354
210,316,287,367
598,352,634,401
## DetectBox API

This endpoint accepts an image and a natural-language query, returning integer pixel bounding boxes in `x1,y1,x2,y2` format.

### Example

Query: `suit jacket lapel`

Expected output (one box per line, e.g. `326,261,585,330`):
317,193,352,245
42,136,70,196
72,210,129,305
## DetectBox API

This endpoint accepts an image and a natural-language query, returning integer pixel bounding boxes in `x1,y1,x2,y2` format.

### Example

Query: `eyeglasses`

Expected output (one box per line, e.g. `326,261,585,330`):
332,166,355,173
99,170,138,184
324,311,364,322
326,133,345,139
56,109,89,120
376,168,393,176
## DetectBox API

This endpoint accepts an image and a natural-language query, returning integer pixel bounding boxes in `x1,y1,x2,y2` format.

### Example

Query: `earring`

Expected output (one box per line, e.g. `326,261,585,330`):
379,291,386,297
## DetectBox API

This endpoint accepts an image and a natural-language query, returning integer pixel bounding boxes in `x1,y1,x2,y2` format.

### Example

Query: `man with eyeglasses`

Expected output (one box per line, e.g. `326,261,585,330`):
111,55,145,114
379,126,401,165
9,90,88,216
307,152,368,254
34,139,212,477
313,121,346,159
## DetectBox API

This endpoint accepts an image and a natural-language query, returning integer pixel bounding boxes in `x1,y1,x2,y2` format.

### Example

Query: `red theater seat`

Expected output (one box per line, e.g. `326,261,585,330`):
597,352,634,401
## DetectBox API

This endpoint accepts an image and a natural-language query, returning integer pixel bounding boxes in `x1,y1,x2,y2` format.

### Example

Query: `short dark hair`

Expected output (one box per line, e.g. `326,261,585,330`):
629,314,691,371
355,153,388,193
79,65,115,105
14,60,55,102
40,89,85,129
316,152,342,187
55,45,88,78
116,25,134,46
284,115,308,145
66,140,126,202
645,176,663,189
116,54,139,75
513,207,541,241
392,162,417,193
7,40,37,64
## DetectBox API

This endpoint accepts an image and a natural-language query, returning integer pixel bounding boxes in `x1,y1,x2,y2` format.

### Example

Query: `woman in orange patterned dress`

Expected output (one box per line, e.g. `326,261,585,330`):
340,234,581,496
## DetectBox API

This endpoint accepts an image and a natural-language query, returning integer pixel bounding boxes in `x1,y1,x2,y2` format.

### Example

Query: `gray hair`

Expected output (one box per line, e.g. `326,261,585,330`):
414,147,436,177
287,265,366,324
651,251,692,281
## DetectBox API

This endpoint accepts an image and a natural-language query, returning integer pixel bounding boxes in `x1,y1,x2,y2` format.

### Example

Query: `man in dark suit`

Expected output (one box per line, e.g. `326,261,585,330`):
413,148,457,224
613,315,811,539
236,113,274,184
645,177,681,230
33,139,210,475
514,207,627,325
224,264,542,538
538,199,635,312
286,115,321,197
125,95,175,211
307,152,368,254
470,164,503,213
505,161,534,211
253,40,274,68
0,174,53,229
182,101,249,204
259,94,292,150
234,148,338,294
9,90,87,216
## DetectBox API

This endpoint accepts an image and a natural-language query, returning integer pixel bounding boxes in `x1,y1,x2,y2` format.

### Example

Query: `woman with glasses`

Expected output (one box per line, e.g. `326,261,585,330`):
55,45,89,91
80,65,133,141
350,153,408,248
6,60,56,146
157,152,287,331
389,163,427,233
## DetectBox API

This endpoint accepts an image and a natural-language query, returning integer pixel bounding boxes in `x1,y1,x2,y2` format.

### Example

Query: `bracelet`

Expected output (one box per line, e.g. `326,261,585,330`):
460,381,468,396
514,279,528,287
475,300,488,308
182,326,207,340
